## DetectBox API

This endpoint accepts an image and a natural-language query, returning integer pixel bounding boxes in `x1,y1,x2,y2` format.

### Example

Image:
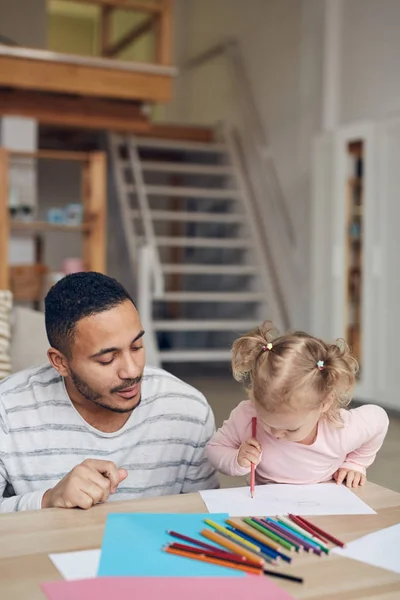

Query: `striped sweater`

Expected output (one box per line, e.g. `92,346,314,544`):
0,364,219,512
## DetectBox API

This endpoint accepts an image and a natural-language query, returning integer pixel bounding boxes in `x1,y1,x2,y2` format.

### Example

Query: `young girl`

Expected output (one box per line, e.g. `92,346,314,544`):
207,322,389,488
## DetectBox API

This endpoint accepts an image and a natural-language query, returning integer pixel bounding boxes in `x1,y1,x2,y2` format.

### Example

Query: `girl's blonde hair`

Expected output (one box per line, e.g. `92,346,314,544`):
232,321,359,427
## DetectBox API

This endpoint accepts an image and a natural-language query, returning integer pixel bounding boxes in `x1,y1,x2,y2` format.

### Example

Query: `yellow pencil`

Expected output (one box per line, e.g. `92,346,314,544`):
204,519,261,552
226,518,282,552
201,528,265,567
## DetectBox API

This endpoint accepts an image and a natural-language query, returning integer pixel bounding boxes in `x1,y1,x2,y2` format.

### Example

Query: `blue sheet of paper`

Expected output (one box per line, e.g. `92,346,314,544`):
98,513,244,577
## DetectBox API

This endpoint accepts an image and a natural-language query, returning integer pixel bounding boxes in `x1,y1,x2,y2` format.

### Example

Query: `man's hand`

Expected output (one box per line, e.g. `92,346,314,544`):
237,437,262,469
42,459,128,509
333,468,366,488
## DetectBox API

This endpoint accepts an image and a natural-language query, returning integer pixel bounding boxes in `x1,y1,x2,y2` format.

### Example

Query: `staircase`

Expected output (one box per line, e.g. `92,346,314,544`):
110,128,283,366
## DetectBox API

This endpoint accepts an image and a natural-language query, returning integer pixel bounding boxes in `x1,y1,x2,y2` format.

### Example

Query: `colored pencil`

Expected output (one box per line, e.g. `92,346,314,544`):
264,518,322,554
259,519,304,552
167,530,222,553
263,569,304,584
245,518,296,552
288,514,330,542
216,530,277,564
204,519,260,552
214,531,275,562
226,528,283,562
260,519,303,552
277,516,330,553
164,545,303,583
163,546,262,575
200,528,265,567
268,518,323,555
168,542,261,567
291,514,346,548
250,417,257,498
226,518,282,552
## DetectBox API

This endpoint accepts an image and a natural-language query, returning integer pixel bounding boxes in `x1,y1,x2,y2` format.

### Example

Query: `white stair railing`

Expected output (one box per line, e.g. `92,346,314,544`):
184,38,299,323
138,244,161,367
223,125,289,331
128,138,164,299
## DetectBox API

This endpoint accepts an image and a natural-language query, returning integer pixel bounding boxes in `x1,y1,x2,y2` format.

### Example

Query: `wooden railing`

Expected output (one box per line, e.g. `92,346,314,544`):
63,0,172,65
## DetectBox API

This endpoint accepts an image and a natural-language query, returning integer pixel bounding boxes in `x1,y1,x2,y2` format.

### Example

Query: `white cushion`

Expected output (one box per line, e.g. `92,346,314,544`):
0,291,12,379
11,307,49,373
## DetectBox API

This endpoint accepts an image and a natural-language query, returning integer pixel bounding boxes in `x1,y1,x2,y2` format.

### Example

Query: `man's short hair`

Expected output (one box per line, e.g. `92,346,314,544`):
45,272,134,355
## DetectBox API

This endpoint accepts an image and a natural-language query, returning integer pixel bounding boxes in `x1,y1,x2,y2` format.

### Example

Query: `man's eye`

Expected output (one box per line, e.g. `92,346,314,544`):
98,358,114,365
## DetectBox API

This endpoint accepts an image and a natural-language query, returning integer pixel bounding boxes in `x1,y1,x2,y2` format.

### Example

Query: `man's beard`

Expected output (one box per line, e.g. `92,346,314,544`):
69,369,142,414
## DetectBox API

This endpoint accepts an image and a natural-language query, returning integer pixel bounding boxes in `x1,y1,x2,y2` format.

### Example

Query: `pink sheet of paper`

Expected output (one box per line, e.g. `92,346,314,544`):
41,576,296,600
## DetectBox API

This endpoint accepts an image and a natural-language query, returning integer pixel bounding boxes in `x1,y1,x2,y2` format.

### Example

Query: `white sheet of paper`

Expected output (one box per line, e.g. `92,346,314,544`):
49,549,100,581
333,524,400,574
200,483,375,516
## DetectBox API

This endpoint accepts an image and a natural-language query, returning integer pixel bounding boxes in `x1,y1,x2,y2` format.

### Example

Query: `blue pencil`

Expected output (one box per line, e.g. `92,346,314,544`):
227,526,292,563
269,518,324,554
263,518,322,555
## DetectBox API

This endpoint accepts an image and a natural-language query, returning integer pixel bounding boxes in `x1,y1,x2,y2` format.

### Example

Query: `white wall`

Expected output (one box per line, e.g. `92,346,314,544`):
341,0,400,124
167,0,324,329
0,0,47,48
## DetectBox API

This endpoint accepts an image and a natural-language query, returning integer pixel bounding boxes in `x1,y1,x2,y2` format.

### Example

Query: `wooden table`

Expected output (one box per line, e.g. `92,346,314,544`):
0,482,399,599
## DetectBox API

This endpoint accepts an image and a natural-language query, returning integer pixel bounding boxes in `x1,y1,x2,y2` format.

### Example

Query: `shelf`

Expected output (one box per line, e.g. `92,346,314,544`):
11,221,91,233
9,150,91,162
348,177,363,187
352,206,363,217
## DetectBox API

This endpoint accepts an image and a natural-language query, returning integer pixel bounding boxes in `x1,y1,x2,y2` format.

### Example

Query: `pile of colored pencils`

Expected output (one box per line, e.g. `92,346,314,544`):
163,514,346,584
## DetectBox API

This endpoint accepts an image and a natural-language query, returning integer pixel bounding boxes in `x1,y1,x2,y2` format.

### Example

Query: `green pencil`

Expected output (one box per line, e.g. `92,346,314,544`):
277,516,330,554
243,518,295,552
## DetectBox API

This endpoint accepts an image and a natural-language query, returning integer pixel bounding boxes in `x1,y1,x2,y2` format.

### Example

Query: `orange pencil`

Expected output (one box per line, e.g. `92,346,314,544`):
163,545,262,575
250,417,257,498
226,519,282,552
201,528,265,567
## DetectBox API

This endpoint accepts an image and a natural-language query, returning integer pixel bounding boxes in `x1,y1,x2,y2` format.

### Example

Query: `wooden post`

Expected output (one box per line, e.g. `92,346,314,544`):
0,149,10,289
100,6,113,56
82,152,107,273
155,0,172,65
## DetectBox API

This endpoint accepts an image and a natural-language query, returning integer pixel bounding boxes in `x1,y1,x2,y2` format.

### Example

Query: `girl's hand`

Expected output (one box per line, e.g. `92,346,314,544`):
237,437,262,469
333,468,366,488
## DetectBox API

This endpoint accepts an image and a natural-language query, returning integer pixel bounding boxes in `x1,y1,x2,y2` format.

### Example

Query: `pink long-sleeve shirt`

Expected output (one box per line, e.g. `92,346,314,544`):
206,401,389,484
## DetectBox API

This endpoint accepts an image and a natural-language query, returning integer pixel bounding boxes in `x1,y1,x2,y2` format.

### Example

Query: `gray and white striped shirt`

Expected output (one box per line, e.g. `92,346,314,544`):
0,364,219,512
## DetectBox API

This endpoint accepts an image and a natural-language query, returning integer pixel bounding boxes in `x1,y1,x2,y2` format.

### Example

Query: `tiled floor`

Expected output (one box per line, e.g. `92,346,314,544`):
183,373,400,493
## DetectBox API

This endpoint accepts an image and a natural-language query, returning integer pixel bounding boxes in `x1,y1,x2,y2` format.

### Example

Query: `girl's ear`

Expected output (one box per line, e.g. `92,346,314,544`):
321,392,335,414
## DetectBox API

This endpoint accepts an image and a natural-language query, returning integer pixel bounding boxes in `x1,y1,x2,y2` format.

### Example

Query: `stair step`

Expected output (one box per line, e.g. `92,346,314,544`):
135,137,227,153
158,349,232,362
130,209,244,224
156,291,264,302
128,184,238,199
161,264,258,275
154,320,259,331
141,161,233,175
156,236,252,248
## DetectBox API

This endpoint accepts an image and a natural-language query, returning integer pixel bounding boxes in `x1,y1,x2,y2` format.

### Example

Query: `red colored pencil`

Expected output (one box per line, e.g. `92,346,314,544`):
168,542,261,567
290,515,346,548
250,417,257,498
163,546,263,575
288,515,328,541
167,530,221,552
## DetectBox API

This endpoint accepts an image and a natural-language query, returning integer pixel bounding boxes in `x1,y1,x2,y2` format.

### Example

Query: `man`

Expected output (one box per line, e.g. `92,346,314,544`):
0,272,218,512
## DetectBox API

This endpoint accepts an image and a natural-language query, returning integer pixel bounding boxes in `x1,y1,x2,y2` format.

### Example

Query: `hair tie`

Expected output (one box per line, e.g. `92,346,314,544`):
317,360,325,370
263,343,273,352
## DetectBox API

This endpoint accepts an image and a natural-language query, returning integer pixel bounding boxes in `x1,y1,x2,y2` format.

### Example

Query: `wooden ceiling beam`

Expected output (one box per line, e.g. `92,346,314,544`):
62,0,162,13
0,89,150,133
